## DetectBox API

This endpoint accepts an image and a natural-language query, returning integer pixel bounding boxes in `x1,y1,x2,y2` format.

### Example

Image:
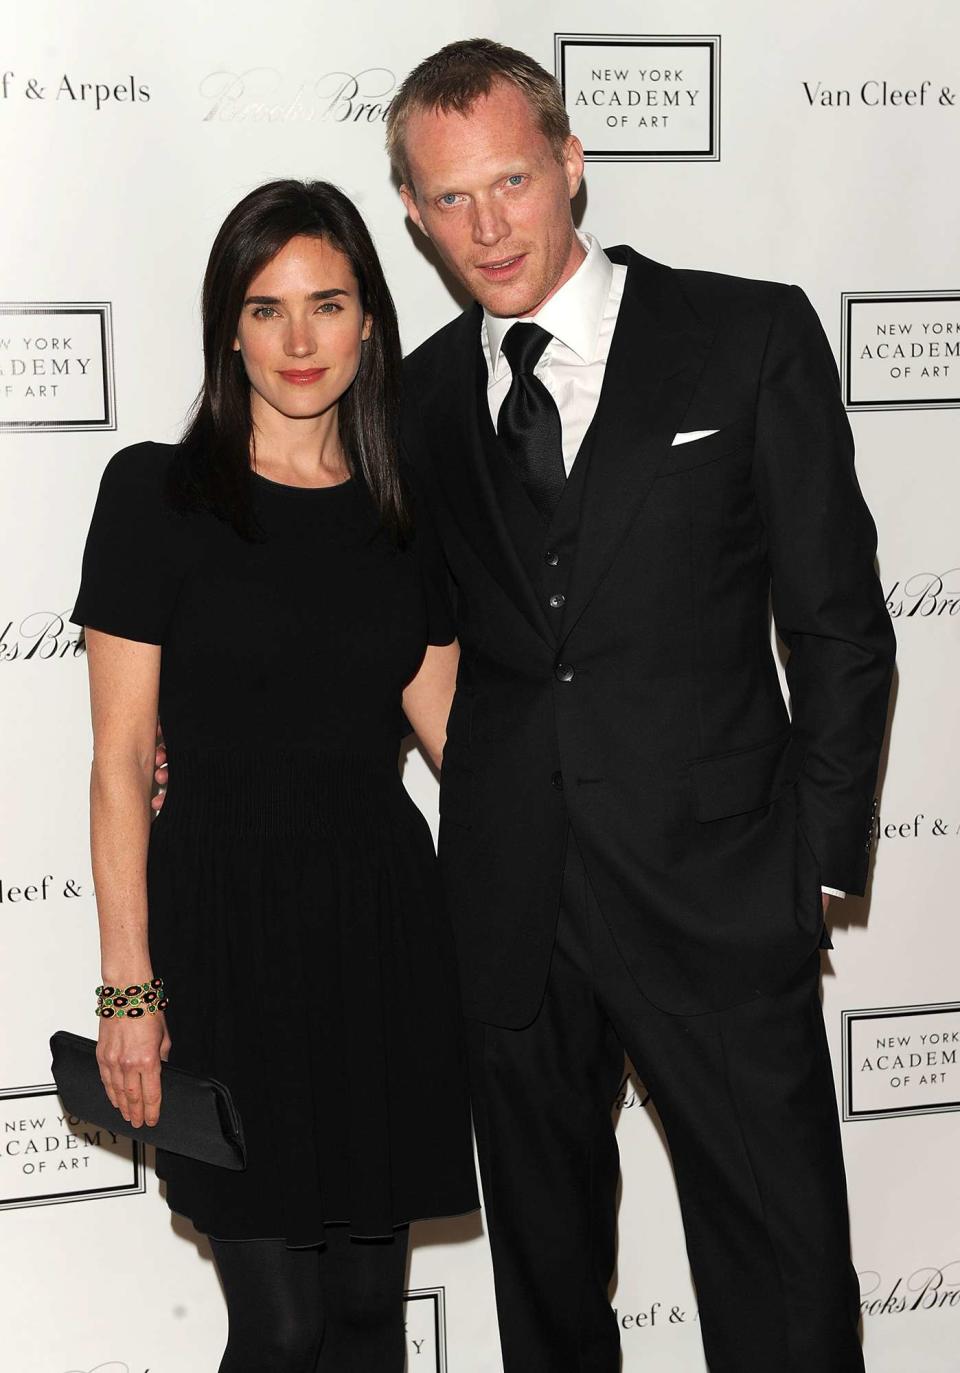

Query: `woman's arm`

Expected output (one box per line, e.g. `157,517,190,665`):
402,641,460,771
86,628,170,1128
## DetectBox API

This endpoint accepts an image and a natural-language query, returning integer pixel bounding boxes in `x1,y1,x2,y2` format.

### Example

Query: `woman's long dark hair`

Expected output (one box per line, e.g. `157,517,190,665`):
172,179,408,539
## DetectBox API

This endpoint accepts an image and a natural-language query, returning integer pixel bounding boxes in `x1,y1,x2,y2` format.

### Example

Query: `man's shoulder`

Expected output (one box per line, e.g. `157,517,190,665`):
612,244,796,328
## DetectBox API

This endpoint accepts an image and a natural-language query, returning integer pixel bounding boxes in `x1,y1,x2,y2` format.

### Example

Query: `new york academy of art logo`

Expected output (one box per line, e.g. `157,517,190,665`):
404,1286,447,1370
0,1084,144,1210
0,302,116,432
554,33,720,162
841,290,960,410
842,1001,960,1122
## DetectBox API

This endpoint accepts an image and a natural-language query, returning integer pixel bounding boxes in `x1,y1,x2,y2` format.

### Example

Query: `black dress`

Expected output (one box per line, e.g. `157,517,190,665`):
72,442,479,1246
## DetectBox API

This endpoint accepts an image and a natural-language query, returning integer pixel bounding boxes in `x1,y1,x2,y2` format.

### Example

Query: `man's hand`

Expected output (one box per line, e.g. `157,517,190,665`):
151,723,167,814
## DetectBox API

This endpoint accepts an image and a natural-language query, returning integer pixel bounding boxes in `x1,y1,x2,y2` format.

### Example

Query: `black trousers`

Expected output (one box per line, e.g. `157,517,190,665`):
467,834,864,1372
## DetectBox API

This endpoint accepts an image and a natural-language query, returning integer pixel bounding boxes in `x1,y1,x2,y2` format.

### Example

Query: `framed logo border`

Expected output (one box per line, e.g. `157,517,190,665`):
554,32,721,162
841,1001,960,1122
0,1083,145,1210
840,289,960,411
0,301,117,432
404,1284,447,1373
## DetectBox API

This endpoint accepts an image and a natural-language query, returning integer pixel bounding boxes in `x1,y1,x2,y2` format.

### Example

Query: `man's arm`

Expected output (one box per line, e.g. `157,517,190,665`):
753,285,896,895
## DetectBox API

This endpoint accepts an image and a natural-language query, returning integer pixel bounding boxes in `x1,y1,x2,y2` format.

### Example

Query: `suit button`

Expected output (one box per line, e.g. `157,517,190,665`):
551,771,564,790
555,661,575,682
549,593,566,609
544,549,560,566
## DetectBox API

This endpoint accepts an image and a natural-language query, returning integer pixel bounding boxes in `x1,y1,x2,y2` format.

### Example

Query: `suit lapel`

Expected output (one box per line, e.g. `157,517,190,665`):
559,247,714,642
425,308,554,646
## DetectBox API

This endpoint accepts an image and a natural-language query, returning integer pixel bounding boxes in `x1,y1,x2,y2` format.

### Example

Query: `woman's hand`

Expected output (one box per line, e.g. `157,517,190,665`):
96,1011,171,1128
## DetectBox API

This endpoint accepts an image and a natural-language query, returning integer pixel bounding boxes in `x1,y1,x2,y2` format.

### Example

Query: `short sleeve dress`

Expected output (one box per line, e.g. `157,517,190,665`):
72,442,479,1245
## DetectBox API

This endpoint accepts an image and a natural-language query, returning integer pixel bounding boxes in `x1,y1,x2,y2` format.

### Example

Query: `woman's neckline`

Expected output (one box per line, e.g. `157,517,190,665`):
250,468,354,495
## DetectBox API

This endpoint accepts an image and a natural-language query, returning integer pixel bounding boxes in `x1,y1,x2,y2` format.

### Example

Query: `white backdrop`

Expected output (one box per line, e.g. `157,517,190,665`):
2,2,958,1369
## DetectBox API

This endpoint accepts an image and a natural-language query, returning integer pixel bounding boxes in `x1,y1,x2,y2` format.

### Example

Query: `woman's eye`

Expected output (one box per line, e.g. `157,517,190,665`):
317,302,342,314
251,306,278,319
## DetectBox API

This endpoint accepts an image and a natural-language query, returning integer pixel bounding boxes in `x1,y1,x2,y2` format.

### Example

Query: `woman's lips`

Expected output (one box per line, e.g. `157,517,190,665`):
476,253,527,283
278,368,328,384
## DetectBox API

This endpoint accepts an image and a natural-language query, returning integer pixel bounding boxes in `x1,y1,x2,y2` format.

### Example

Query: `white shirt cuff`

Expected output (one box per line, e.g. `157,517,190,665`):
821,886,846,899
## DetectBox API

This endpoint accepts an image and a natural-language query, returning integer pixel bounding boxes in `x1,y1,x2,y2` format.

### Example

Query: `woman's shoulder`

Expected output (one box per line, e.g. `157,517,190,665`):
99,439,179,489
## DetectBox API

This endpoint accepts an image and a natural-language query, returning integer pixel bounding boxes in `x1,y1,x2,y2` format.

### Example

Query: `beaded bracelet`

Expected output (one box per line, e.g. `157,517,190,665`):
95,977,169,1019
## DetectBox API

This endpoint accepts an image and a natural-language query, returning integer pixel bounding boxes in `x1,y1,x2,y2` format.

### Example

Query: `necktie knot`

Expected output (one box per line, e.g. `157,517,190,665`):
501,322,552,377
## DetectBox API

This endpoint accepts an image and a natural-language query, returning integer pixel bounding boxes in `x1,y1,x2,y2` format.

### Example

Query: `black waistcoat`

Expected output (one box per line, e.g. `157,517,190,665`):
475,354,594,644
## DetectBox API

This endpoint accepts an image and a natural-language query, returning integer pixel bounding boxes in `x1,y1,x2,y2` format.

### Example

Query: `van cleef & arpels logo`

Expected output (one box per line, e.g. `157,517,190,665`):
842,1002,960,1122
198,67,396,125
0,71,149,110
841,291,960,410
0,304,116,431
803,78,956,109
554,34,720,162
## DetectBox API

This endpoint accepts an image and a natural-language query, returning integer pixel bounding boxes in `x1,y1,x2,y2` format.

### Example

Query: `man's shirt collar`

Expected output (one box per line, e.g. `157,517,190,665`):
483,232,613,379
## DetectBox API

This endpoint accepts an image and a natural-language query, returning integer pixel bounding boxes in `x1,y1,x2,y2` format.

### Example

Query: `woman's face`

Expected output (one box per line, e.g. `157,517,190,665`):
233,234,372,424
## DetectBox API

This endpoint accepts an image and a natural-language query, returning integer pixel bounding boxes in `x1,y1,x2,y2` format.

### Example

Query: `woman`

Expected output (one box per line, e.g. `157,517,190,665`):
72,179,478,1372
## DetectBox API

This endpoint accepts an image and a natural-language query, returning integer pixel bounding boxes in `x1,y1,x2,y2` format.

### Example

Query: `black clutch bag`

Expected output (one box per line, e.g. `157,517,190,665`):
50,1030,246,1170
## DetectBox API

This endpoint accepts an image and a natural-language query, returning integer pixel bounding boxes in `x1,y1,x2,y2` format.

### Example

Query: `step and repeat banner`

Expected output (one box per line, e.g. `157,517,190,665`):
2,1,958,1369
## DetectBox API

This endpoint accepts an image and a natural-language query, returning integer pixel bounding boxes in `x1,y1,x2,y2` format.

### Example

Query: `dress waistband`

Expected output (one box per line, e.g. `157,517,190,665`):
156,746,406,839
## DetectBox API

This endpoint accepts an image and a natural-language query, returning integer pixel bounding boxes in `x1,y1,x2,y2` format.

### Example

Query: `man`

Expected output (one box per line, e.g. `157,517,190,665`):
388,37,895,1373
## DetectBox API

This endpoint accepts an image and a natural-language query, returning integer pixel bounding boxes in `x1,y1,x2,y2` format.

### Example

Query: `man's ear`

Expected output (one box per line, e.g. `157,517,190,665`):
399,183,429,238
563,135,585,200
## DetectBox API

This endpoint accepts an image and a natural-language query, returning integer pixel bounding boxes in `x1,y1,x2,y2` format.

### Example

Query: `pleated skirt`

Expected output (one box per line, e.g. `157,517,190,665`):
146,746,479,1246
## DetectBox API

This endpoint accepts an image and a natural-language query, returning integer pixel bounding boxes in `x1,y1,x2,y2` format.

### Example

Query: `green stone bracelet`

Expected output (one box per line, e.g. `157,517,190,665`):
95,977,167,1019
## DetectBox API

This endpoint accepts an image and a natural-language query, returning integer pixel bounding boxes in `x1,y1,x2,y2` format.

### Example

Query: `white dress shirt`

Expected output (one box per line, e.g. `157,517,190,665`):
482,233,626,475
480,231,844,900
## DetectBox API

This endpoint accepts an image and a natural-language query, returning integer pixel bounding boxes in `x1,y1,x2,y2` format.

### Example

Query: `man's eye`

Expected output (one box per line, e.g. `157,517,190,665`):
439,193,461,207
506,175,525,187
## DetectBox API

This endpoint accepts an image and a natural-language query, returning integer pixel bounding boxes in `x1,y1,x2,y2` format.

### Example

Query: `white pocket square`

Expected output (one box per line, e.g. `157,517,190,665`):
671,429,719,446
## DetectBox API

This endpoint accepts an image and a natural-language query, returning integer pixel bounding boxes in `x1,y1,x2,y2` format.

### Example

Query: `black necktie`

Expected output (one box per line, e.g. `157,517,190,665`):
497,323,566,519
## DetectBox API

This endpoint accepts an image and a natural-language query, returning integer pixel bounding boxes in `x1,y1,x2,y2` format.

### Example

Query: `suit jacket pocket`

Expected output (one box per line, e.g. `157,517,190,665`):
691,732,806,822
665,418,753,474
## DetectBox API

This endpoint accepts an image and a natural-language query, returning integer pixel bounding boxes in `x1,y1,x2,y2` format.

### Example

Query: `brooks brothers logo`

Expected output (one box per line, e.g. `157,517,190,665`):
0,70,149,110
0,304,116,431
0,610,85,660
842,1002,960,1122
404,1286,447,1369
61,1365,151,1373
859,1262,960,1319
198,67,397,125
0,1085,144,1210
885,568,960,619
841,291,960,410
554,33,720,162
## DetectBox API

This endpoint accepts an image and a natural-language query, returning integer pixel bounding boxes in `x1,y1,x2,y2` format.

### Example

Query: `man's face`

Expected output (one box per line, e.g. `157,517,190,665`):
400,81,585,318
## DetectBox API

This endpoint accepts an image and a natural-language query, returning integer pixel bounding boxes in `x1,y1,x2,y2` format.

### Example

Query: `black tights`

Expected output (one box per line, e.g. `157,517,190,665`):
210,1226,409,1372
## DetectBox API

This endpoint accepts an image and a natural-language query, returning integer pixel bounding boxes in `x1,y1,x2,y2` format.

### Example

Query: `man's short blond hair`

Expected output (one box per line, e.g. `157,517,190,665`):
386,38,572,191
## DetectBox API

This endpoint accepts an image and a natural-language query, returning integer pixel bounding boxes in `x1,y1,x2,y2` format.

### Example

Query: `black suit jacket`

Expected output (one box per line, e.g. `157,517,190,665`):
403,246,896,1026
